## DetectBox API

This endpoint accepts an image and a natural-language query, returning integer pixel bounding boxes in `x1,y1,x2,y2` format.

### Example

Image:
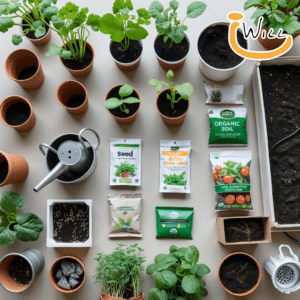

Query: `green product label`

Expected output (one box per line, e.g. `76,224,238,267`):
119,178,132,183
215,184,250,193
114,144,139,147
220,110,235,119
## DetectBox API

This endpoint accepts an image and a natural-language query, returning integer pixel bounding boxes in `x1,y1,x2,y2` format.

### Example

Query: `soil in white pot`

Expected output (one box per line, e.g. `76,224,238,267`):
9,256,32,285
5,102,31,125
110,40,142,63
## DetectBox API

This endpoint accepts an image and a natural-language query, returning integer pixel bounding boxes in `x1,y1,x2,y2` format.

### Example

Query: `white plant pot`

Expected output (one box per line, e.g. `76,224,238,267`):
47,199,92,247
197,21,250,82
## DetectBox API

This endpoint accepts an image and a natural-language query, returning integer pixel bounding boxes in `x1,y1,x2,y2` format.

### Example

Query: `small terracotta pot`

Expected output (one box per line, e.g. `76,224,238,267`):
105,84,141,125
101,292,144,300
218,252,262,297
5,49,44,90
0,151,29,187
59,41,95,77
56,80,88,115
156,89,189,126
121,171,130,178
0,96,36,131
49,256,86,293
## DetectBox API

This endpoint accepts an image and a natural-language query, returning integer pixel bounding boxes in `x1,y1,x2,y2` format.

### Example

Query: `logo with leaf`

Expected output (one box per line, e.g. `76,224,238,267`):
115,217,134,231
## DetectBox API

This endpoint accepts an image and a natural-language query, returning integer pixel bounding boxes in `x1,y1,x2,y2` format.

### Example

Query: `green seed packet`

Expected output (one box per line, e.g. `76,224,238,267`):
156,207,194,239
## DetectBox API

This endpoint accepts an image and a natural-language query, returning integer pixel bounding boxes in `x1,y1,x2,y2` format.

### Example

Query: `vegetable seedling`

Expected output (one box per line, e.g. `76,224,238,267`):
104,84,140,114
114,162,137,176
148,69,194,110
149,0,207,47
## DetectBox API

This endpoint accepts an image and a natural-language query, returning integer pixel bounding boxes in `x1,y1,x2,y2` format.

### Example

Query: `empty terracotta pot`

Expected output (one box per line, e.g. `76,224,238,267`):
5,49,44,90
0,151,29,187
56,80,88,115
0,96,36,131
100,292,144,300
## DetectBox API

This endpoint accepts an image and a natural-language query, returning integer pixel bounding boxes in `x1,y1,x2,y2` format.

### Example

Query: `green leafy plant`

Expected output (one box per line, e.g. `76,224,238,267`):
0,191,44,247
211,91,222,102
94,243,146,298
149,0,206,47
105,84,140,114
164,172,187,186
115,161,137,176
100,0,151,52
147,245,210,300
217,161,250,184
244,0,300,35
115,217,133,230
148,70,194,110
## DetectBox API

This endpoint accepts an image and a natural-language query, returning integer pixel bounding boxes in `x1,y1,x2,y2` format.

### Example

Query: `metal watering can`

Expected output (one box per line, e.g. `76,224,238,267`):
34,128,100,192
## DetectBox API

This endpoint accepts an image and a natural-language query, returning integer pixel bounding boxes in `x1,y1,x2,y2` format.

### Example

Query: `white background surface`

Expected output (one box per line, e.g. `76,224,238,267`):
1,0,300,299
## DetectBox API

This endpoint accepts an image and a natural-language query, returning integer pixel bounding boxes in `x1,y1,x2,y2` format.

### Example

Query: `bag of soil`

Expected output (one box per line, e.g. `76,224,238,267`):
156,207,194,239
160,140,191,193
108,194,142,238
210,151,253,211
205,84,244,105
208,108,247,146
110,138,141,186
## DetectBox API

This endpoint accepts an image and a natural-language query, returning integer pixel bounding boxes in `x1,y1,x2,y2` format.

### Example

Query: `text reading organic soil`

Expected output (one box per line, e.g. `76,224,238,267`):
9,256,32,285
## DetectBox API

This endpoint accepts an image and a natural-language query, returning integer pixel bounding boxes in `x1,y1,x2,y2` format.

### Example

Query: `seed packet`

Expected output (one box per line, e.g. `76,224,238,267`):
210,151,253,211
160,140,191,193
108,194,142,238
205,84,244,105
110,138,141,186
156,207,194,239
208,108,247,146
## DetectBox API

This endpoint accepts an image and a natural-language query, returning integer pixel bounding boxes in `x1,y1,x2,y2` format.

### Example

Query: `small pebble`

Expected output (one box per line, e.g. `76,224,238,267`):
70,273,80,279
69,277,79,288
76,262,84,276
61,260,76,276
57,276,71,290
55,269,63,280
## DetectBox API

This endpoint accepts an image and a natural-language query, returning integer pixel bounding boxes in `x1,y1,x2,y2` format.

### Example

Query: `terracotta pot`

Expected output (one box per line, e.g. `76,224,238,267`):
153,33,190,71
49,256,86,293
121,171,130,178
105,84,141,125
59,41,95,77
100,292,144,300
0,151,29,187
5,49,44,90
156,89,189,126
0,96,36,131
56,80,88,115
218,252,262,297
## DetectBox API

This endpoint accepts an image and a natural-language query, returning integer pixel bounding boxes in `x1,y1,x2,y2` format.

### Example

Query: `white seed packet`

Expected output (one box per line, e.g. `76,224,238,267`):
160,140,191,193
110,138,141,186
205,84,244,105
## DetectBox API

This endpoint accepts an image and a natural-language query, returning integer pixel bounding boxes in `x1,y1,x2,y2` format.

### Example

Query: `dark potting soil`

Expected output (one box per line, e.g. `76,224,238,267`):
155,35,189,62
0,160,8,184
198,25,247,69
18,66,38,80
107,86,140,118
224,218,264,243
53,203,89,243
9,256,32,285
157,90,188,118
110,40,142,63
5,102,31,126
219,254,259,294
22,15,49,40
67,95,86,108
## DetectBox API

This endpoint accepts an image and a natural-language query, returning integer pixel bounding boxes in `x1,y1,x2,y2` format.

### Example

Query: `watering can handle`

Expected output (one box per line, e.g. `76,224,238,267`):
78,128,101,152
39,144,58,156
279,244,299,261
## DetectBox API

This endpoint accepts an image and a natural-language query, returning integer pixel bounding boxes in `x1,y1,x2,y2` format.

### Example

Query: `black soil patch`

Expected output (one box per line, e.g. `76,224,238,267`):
107,86,140,118
110,40,142,63
0,160,8,184
155,35,189,62
18,66,38,80
53,203,89,243
62,42,93,70
67,95,86,108
22,14,49,40
5,102,31,126
219,254,259,294
224,218,264,243
9,256,32,285
198,25,247,69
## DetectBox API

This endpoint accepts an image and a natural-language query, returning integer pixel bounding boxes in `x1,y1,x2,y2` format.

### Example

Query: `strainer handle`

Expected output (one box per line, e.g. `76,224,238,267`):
78,128,101,152
39,144,58,156
279,245,298,262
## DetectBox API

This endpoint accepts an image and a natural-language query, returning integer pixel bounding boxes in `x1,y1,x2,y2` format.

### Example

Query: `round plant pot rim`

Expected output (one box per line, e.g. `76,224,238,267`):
153,32,191,65
197,20,250,72
218,251,262,297
0,95,34,130
101,291,145,300
105,84,141,122
260,23,300,38
49,255,86,293
109,39,144,66
20,17,51,42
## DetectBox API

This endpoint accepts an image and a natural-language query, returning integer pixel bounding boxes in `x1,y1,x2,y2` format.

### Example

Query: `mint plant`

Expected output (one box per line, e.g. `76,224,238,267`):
104,84,140,114
164,171,187,186
148,70,194,110
115,162,137,176
0,192,44,247
244,0,300,35
149,0,206,47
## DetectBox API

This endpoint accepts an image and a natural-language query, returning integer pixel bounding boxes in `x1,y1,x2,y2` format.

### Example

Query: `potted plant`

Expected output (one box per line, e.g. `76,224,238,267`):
0,248,45,293
0,0,55,46
149,0,206,70
104,84,141,124
94,243,145,300
244,0,300,50
147,245,210,300
148,70,193,126
0,192,44,246
99,0,151,71
114,162,137,178
43,2,101,77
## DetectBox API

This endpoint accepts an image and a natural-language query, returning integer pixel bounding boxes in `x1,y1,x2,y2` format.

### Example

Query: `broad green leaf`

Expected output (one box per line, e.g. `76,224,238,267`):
0,16,14,33
287,0,298,9
148,288,168,300
0,210,8,227
58,2,79,20
43,6,58,20
137,8,151,19
182,275,200,294
156,82,162,93
100,13,124,42
113,0,125,14
187,2,207,18
155,254,177,271
8,3,21,14
45,44,62,56
104,98,122,110
196,264,210,276
172,247,187,258
147,264,157,274
155,14,171,35
175,298,187,300
176,83,193,99
170,1,179,11
32,20,46,38
126,21,148,40
277,0,287,7
0,191,24,215
185,245,199,265
126,217,133,225
284,20,300,35
119,84,133,97
61,49,72,59
179,25,188,31
87,14,101,30
12,33,22,45
51,15,64,30
181,259,192,269
155,270,177,289
148,79,160,86
122,97,140,104
170,245,178,253
0,4,9,16
39,0,51,13
126,0,133,10
251,8,269,19
199,287,208,296
168,26,185,44
0,226,17,247
51,0,57,3
163,7,172,18
149,1,164,18
244,0,261,10
273,10,286,23
198,278,206,287
166,69,174,80
120,7,129,15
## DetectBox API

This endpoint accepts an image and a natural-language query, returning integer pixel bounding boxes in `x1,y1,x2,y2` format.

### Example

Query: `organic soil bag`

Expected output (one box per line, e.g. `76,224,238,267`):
205,84,244,105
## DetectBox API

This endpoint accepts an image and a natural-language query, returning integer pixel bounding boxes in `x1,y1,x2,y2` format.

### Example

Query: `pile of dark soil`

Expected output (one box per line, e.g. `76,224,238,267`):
9,256,32,285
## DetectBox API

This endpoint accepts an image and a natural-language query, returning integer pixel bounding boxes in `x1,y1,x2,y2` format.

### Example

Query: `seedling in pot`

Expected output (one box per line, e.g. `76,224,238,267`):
114,162,137,177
